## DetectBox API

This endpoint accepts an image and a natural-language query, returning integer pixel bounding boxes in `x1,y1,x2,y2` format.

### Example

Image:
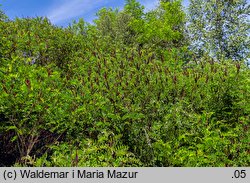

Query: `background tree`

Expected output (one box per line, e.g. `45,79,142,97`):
124,0,144,19
188,0,250,61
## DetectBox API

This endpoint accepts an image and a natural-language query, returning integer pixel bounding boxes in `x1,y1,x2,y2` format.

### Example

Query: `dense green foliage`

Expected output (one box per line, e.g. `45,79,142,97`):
0,0,249,167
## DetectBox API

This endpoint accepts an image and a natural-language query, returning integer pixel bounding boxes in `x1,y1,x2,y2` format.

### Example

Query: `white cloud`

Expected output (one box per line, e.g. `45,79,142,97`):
47,0,106,24
140,0,159,12
46,0,159,24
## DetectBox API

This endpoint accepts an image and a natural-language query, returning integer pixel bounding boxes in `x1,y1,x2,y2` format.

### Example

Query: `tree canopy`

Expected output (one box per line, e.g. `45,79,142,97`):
0,0,249,167
188,0,250,61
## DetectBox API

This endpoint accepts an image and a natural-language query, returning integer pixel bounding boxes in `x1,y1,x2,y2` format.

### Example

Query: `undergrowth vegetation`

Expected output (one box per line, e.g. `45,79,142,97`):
0,0,249,167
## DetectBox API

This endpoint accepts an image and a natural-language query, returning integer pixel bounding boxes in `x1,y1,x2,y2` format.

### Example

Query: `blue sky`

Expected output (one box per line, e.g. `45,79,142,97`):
0,0,189,26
